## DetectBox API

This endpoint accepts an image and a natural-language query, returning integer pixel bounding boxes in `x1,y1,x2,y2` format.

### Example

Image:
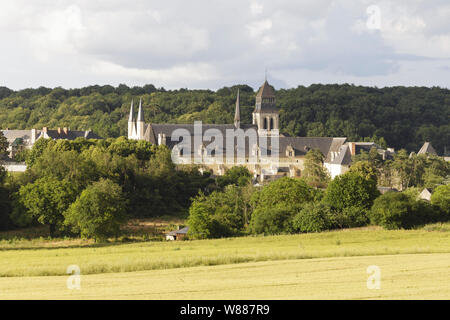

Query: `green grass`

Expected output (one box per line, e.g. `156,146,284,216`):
0,226,450,278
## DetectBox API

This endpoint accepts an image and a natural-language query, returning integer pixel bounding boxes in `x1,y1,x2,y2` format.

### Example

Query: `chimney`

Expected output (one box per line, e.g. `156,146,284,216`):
63,127,68,135
158,133,166,145
349,142,356,156
42,127,48,134
31,129,36,144
57,127,61,134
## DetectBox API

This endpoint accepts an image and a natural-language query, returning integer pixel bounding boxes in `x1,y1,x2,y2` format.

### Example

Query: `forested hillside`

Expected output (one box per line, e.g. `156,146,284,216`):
0,83,448,154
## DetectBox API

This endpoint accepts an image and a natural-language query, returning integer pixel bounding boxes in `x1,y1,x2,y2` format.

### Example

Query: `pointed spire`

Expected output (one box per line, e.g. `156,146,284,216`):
137,98,144,122
234,89,240,121
128,100,134,122
234,89,240,128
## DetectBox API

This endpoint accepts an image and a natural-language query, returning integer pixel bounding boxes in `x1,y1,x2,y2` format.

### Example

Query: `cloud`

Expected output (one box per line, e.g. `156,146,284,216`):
0,0,449,90
90,60,220,86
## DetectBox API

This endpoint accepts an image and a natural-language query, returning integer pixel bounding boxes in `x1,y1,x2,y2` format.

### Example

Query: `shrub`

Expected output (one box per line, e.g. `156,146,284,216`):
369,192,412,229
187,185,245,239
334,206,370,228
249,204,299,235
409,199,441,227
291,203,334,233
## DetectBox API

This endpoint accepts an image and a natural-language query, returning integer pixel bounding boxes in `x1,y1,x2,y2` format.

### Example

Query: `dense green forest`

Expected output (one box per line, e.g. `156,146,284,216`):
0,83,448,154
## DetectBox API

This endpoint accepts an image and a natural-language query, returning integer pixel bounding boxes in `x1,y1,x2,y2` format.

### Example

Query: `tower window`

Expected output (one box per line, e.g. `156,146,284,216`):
263,118,268,129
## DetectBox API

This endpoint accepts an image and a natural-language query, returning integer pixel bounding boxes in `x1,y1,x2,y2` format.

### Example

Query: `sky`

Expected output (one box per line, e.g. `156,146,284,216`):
1,0,449,91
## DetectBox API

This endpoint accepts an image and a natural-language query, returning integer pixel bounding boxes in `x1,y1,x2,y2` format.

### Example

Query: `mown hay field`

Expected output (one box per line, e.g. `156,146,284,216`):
1,253,449,299
0,225,449,299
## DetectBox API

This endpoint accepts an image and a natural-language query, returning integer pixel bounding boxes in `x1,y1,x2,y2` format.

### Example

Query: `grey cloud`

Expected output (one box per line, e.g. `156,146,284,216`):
0,0,449,89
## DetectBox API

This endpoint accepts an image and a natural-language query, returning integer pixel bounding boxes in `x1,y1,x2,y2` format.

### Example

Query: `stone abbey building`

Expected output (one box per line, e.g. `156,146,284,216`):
127,80,367,180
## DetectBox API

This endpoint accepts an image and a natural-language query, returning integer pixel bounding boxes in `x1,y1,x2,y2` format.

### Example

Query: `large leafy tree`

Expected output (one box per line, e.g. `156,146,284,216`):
17,177,78,236
389,151,449,190
302,149,330,188
431,184,450,218
349,161,378,183
324,171,380,211
64,179,127,242
0,165,10,230
216,166,252,189
251,177,319,210
0,131,8,159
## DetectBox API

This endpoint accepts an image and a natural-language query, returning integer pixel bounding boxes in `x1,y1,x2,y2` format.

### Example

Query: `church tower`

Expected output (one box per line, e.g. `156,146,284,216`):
252,80,279,136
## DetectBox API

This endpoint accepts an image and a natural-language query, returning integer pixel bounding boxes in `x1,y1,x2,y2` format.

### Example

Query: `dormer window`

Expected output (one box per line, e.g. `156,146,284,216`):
286,145,295,158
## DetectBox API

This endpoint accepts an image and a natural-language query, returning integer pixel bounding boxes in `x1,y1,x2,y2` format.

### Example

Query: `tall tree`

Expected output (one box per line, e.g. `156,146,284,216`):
302,149,330,188
64,179,127,242
17,177,78,237
0,131,8,159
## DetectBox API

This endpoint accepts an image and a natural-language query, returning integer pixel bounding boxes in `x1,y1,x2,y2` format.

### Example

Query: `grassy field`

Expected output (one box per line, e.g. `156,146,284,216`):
0,224,449,299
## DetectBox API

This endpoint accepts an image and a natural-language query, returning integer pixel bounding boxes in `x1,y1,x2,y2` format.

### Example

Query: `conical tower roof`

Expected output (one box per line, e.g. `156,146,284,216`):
137,98,144,122
256,80,275,98
234,89,240,122
128,100,134,122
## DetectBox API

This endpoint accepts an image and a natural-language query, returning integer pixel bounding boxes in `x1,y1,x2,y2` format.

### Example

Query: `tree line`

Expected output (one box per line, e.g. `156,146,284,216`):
0,137,214,240
0,83,448,155
187,160,450,239
0,135,448,241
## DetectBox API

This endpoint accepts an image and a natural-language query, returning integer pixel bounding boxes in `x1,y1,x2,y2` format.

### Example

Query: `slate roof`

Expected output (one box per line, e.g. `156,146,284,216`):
254,80,278,113
328,144,352,165
147,123,346,160
256,80,275,98
167,226,189,236
1,130,36,145
419,188,432,201
353,142,379,154
43,130,102,140
279,137,345,160
418,142,437,155
377,186,398,194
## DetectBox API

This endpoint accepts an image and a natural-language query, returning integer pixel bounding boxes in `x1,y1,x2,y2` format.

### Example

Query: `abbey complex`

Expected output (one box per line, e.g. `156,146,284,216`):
127,80,394,181
6,80,440,182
